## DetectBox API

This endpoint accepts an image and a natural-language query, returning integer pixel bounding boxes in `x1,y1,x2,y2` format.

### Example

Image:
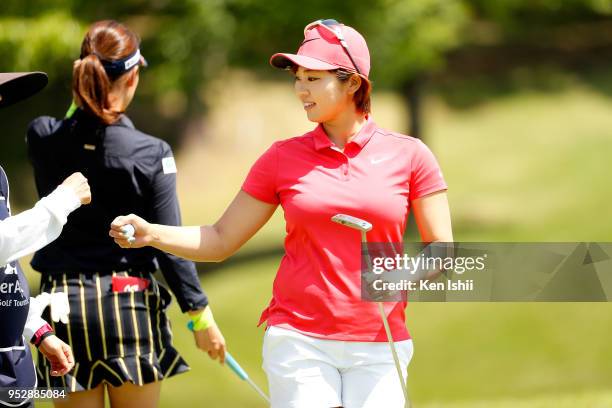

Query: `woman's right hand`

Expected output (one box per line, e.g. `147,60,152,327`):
193,323,227,364
60,172,91,205
109,214,153,249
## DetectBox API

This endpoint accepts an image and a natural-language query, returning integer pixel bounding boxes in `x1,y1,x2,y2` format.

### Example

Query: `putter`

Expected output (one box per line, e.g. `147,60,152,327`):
187,321,270,404
331,214,410,408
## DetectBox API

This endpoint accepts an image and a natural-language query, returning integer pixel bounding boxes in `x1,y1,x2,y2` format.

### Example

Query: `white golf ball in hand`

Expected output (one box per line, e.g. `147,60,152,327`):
121,224,136,243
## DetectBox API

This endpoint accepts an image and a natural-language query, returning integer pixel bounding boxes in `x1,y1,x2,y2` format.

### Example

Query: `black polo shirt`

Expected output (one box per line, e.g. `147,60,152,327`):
26,109,207,312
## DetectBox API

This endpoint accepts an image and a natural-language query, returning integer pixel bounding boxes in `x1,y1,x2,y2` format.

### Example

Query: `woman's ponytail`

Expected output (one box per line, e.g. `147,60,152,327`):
72,54,120,125
71,20,141,125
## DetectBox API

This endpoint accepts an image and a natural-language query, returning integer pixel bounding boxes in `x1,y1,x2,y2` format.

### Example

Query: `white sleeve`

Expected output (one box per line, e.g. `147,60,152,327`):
23,294,52,341
0,185,81,267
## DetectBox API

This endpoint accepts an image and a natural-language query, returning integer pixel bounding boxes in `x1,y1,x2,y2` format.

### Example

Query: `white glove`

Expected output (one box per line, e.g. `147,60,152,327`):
23,293,50,341
22,292,70,341
49,292,70,324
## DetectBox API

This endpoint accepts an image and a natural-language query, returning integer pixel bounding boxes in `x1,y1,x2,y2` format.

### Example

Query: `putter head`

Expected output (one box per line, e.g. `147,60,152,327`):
331,214,372,232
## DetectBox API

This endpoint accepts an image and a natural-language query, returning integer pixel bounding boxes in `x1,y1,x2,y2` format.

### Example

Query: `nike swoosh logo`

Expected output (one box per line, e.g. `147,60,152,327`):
370,157,391,164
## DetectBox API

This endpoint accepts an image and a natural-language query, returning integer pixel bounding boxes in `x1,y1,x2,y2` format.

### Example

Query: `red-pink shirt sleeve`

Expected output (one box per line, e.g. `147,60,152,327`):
409,140,448,201
241,143,280,205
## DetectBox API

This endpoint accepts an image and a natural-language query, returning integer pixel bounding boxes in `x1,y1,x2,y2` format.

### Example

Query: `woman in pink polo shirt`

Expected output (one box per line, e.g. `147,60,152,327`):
110,19,452,408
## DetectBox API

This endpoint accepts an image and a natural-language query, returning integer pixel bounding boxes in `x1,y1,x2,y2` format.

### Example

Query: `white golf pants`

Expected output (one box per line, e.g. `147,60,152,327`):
262,325,414,408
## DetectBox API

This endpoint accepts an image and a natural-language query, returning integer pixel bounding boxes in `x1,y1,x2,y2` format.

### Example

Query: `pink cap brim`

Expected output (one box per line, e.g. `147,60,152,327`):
270,53,340,71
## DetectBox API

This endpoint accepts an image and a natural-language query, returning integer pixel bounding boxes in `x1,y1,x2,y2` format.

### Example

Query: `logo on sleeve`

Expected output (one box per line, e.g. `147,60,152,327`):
162,157,177,174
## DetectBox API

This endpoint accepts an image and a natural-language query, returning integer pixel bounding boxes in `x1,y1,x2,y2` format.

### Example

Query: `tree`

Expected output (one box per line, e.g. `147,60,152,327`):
224,0,469,138
0,1,233,201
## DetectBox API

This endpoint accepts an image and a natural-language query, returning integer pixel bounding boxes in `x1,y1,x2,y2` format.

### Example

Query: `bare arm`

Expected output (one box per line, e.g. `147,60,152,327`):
110,190,277,262
411,190,453,243
410,190,453,281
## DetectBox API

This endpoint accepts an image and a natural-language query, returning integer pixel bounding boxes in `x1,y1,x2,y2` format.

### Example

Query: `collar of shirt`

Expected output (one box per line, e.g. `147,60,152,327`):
311,115,378,152
73,108,135,130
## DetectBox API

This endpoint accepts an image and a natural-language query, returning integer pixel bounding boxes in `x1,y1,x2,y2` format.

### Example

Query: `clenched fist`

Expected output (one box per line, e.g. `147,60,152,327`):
60,172,91,205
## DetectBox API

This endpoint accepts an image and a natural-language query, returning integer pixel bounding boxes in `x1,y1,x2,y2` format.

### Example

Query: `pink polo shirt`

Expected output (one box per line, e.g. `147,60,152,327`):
242,117,447,342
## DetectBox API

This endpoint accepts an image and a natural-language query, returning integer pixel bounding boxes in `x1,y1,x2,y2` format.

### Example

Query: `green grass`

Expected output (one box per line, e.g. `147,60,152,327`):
425,88,612,241
420,390,612,408
158,258,277,408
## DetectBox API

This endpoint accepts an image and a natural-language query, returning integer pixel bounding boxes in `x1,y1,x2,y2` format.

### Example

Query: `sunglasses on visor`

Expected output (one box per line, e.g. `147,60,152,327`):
304,19,361,75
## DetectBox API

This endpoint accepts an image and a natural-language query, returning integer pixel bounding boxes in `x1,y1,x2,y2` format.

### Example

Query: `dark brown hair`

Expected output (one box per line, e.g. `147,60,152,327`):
72,20,139,125
335,69,372,114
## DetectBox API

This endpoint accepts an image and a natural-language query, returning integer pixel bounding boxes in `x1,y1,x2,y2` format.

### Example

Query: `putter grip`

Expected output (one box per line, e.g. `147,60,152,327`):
186,322,248,381
225,353,248,380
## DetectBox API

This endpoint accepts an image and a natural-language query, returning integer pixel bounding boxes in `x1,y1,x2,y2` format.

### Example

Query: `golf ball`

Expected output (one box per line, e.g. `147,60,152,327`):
121,224,135,240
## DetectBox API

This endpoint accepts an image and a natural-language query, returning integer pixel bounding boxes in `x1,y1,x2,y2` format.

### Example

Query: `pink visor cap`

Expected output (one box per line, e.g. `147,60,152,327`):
270,20,371,78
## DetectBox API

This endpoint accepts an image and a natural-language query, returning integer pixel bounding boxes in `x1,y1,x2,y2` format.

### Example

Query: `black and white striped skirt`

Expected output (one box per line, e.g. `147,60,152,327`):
36,271,189,391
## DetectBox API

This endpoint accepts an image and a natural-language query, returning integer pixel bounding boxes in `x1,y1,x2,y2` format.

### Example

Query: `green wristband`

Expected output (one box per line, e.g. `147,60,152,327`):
190,306,215,331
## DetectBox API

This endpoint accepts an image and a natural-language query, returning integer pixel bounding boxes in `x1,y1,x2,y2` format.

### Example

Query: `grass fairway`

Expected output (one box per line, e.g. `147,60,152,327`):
420,390,612,408
159,257,277,408
425,88,612,241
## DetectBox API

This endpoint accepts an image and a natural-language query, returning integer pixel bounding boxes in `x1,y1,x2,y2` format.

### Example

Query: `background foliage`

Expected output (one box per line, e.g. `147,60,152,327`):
2,1,612,406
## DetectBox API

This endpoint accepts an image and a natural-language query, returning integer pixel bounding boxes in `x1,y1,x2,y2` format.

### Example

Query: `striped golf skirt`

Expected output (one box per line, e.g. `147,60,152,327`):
36,271,189,391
